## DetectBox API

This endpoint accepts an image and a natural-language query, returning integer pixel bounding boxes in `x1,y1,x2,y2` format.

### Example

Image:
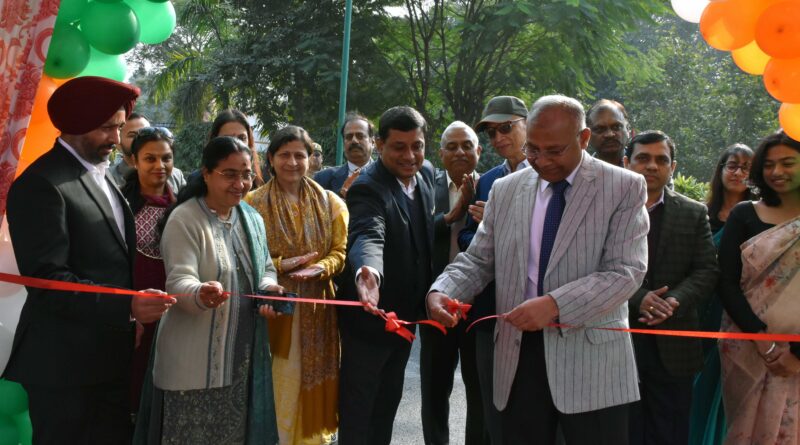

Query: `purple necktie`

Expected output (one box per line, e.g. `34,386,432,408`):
538,180,569,296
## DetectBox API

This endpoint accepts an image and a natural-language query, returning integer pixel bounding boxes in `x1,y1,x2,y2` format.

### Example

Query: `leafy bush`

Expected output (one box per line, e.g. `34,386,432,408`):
173,121,212,173
673,173,709,202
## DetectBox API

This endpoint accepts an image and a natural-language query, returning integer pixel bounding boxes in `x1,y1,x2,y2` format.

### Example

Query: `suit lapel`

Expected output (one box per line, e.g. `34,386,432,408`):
78,167,128,252
516,169,539,303
655,189,678,264
434,170,449,213
335,164,349,185
417,170,435,247
546,154,598,277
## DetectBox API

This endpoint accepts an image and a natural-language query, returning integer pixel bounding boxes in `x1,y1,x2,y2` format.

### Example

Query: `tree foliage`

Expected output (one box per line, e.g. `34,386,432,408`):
611,18,780,180
130,1,780,179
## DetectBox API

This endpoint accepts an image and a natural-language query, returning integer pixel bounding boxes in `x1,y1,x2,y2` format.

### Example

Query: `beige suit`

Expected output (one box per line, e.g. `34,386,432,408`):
431,153,649,413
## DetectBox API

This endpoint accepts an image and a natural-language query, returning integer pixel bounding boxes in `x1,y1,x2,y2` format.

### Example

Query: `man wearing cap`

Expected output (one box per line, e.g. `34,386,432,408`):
3,77,175,443
455,95,530,443
109,112,186,193
307,142,324,177
314,111,375,197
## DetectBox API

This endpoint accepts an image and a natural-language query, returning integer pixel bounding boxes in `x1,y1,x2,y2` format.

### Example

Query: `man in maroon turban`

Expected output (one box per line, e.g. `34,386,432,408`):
2,76,175,443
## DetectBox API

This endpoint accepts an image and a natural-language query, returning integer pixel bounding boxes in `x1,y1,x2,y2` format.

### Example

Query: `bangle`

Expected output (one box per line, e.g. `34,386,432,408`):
766,341,777,356
275,256,283,275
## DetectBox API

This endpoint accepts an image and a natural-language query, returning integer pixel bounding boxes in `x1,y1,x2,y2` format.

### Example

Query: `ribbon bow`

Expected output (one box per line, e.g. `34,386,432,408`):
445,299,472,320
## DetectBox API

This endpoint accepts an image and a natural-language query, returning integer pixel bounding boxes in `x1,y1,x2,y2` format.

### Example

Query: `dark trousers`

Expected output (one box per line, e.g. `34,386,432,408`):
474,328,503,444
500,331,630,445
419,323,489,445
338,329,412,445
24,382,132,445
629,336,694,445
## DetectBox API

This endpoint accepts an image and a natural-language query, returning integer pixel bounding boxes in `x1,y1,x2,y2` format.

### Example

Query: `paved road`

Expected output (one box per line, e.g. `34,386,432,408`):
391,339,468,445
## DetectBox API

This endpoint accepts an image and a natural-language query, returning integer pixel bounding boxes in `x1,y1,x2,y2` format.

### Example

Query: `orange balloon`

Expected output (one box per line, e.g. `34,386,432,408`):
763,58,800,103
16,75,66,177
16,121,60,178
779,103,800,142
732,40,771,75
755,1,800,60
30,75,60,124
700,0,780,51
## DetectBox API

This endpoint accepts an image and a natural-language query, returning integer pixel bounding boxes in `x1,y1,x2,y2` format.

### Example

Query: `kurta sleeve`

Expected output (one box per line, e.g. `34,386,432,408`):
314,192,349,280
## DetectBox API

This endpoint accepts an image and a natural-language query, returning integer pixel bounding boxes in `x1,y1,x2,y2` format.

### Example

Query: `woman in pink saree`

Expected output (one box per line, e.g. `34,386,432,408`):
718,130,800,444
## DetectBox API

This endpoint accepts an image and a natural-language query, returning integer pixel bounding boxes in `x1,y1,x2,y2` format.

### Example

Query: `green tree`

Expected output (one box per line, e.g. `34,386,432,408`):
383,0,666,138
613,17,780,180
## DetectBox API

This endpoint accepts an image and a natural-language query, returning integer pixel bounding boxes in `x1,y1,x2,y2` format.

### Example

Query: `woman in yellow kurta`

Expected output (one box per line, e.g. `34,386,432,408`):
245,125,347,445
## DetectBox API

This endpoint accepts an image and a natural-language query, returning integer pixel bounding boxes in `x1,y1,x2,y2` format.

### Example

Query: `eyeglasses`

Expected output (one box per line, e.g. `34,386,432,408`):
722,162,751,174
214,169,256,183
136,126,174,139
484,118,524,139
523,142,572,160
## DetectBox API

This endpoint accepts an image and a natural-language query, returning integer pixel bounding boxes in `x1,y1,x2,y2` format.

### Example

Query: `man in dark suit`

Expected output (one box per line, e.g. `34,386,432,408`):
338,106,435,445
420,120,486,445
457,95,529,443
3,77,175,444
623,131,718,445
314,111,375,197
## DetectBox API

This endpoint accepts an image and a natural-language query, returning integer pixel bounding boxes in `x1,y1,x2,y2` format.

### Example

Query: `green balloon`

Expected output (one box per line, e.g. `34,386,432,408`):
43,22,91,78
78,47,128,81
81,1,140,55
57,0,88,23
12,412,31,445
127,0,176,44
0,380,27,417
0,415,18,445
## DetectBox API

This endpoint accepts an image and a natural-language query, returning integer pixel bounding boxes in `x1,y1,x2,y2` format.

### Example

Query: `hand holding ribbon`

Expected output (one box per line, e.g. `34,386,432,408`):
426,291,460,328
445,299,472,320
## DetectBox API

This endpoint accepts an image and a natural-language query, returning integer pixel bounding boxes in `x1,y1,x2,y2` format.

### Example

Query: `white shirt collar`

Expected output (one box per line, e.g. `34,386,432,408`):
347,159,371,174
445,170,478,191
60,137,111,175
503,158,530,174
396,174,417,199
537,152,583,193
647,191,666,212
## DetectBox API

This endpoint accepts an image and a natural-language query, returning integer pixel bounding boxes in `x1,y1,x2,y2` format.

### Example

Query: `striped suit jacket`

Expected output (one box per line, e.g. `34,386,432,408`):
431,153,649,413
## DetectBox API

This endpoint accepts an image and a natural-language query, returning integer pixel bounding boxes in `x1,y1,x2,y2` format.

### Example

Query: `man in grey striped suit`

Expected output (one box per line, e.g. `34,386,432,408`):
428,95,649,445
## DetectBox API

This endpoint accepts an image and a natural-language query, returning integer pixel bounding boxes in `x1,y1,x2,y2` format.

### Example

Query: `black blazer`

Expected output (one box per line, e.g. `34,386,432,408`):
3,142,136,386
338,159,435,345
313,164,350,196
629,188,719,377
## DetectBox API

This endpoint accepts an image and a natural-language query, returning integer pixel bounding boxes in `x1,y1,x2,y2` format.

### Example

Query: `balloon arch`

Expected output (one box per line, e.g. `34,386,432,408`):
672,0,800,139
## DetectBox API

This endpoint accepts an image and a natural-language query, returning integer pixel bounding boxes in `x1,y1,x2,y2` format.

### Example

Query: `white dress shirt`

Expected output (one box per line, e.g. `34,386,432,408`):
60,137,127,243
524,155,582,299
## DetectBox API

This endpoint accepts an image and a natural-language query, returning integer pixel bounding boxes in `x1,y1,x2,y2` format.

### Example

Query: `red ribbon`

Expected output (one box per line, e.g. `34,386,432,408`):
0,272,174,298
464,314,800,342
445,299,472,320
0,272,442,343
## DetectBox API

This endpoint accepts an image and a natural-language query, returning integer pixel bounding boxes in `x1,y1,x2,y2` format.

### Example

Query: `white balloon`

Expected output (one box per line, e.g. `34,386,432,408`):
671,0,710,23
0,216,27,374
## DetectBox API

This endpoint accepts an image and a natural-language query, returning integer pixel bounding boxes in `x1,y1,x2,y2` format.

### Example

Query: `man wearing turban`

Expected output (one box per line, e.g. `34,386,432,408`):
2,77,176,443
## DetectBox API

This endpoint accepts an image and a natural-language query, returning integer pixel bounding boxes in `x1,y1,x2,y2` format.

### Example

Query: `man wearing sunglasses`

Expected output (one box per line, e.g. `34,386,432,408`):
109,112,186,193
